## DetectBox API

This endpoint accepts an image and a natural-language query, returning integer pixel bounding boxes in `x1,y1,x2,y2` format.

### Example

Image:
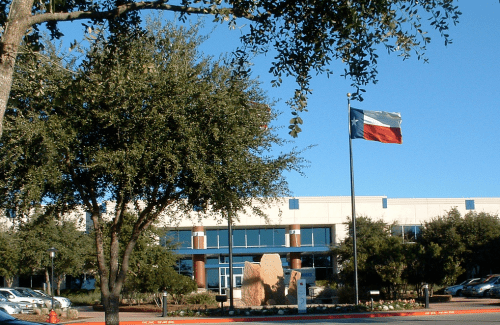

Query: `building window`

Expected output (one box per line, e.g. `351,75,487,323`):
391,225,421,243
175,258,193,277
465,199,475,210
300,254,333,281
208,228,286,248
301,227,331,247
382,198,388,209
289,198,299,210
164,230,192,248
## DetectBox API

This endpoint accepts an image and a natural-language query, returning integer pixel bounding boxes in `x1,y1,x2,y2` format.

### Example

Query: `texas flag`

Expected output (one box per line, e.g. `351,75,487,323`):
350,108,402,144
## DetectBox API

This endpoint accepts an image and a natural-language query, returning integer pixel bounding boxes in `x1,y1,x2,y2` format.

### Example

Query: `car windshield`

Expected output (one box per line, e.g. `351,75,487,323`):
6,289,23,297
15,288,35,297
35,290,50,298
486,277,499,283
25,289,43,297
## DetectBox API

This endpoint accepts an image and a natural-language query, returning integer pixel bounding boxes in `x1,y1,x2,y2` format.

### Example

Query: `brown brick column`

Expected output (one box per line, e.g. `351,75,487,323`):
192,226,206,289
289,224,302,269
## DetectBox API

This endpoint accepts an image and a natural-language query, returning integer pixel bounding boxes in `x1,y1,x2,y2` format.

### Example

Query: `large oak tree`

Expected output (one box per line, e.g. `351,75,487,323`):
0,0,464,137
1,19,303,324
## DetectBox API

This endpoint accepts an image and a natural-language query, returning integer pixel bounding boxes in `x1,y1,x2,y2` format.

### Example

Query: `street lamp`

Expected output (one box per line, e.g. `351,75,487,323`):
47,247,57,310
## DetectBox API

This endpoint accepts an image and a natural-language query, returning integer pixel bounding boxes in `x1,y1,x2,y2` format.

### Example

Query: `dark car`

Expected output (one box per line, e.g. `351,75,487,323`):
462,274,500,297
0,309,60,325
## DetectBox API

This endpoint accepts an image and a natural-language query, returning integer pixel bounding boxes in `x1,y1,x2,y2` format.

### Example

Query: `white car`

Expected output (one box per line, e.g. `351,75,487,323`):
0,292,33,314
0,296,22,314
443,278,480,296
33,290,71,309
0,288,41,310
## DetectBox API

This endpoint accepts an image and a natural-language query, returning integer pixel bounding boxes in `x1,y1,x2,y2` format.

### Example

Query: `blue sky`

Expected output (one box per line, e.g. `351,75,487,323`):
59,2,500,199
196,2,500,199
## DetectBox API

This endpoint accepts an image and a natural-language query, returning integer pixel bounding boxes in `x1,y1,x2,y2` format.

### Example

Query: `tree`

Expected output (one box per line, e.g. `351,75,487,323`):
1,19,302,325
110,212,191,301
332,216,394,294
16,213,93,295
0,0,464,137
417,208,465,286
457,211,500,277
0,227,20,287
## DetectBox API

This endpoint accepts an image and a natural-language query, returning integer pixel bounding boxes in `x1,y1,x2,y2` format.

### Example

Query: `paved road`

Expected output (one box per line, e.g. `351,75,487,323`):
67,297,500,324
224,313,500,324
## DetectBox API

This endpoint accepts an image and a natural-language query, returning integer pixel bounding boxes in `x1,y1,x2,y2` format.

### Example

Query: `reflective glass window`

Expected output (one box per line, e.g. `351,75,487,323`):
178,230,192,248
274,228,286,246
391,225,403,238
218,230,228,248
207,269,219,289
301,255,313,267
313,227,331,246
206,229,218,248
404,226,417,242
175,259,193,277
314,255,331,267
260,229,274,246
233,229,246,247
246,229,259,247
206,257,219,265
301,228,313,246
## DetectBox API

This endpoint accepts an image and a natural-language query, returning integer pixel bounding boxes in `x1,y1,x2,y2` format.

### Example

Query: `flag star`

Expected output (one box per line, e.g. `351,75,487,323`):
351,118,359,126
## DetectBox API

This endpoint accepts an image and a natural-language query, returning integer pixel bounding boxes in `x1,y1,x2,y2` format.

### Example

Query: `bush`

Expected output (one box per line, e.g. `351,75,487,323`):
337,286,355,304
167,274,198,305
184,291,217,306
66,289,102,305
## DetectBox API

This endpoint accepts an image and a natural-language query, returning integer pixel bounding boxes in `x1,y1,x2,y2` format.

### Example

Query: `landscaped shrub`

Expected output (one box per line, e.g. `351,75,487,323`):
184,291,217,306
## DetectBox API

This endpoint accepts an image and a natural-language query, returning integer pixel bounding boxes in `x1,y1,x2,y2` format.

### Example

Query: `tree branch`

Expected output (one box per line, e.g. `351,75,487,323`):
27,2,259,26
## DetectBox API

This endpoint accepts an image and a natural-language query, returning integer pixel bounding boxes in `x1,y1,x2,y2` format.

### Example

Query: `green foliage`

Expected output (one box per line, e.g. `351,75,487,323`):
65,290,102,306
332,208,500,298
0,229,20,286
332,216,397,292
0,0,466,139
165,274,198,305
3,18,303,322
184,291,217,306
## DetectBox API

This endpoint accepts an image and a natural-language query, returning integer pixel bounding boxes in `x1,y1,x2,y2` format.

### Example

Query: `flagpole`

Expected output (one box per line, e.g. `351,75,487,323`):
347,93,359,305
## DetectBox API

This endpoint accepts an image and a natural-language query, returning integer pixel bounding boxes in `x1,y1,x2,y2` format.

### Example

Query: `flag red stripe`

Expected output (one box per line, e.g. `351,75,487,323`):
363,124,402,144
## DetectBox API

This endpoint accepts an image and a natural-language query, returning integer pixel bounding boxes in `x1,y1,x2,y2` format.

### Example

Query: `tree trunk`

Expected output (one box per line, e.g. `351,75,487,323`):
45,269,51,296
102,293,120,325
4,276,14,287
0,0,34,138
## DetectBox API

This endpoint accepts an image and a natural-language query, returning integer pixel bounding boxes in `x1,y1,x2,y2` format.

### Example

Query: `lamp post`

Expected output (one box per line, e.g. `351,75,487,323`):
47,247,57,310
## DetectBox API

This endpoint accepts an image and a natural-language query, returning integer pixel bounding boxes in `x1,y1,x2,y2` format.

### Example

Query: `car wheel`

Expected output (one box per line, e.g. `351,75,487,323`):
483,290,490,297
456,290,463,297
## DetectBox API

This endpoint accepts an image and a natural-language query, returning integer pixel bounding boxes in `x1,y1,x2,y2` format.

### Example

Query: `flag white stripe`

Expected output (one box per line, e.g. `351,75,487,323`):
363,110,401,128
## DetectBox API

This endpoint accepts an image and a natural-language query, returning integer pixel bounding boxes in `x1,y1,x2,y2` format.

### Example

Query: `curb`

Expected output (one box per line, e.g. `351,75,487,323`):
63,307,500,325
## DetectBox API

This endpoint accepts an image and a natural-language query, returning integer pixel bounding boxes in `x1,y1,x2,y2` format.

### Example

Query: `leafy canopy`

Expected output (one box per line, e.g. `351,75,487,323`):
0,0,465,136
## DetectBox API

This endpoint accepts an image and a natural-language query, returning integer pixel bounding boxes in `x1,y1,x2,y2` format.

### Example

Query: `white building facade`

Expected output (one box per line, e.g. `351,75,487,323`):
164,196,500,294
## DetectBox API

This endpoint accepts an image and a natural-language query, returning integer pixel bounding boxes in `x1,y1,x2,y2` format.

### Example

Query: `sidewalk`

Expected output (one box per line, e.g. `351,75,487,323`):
64,297,500,325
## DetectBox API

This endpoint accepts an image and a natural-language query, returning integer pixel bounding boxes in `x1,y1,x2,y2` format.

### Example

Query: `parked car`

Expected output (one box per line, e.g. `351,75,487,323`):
489,283,500,298
0,296,22,315
0,292,33,314
0,309,60,325
462,275,499,297
33,290,71,309
443,278,480,296
0,289,40,311
470,275,500,297
14,288,60,309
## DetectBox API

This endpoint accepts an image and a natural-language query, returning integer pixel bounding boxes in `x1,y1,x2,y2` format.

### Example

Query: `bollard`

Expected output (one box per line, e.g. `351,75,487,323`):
368,290,379,311
162,291,168,317
424,284,429,309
